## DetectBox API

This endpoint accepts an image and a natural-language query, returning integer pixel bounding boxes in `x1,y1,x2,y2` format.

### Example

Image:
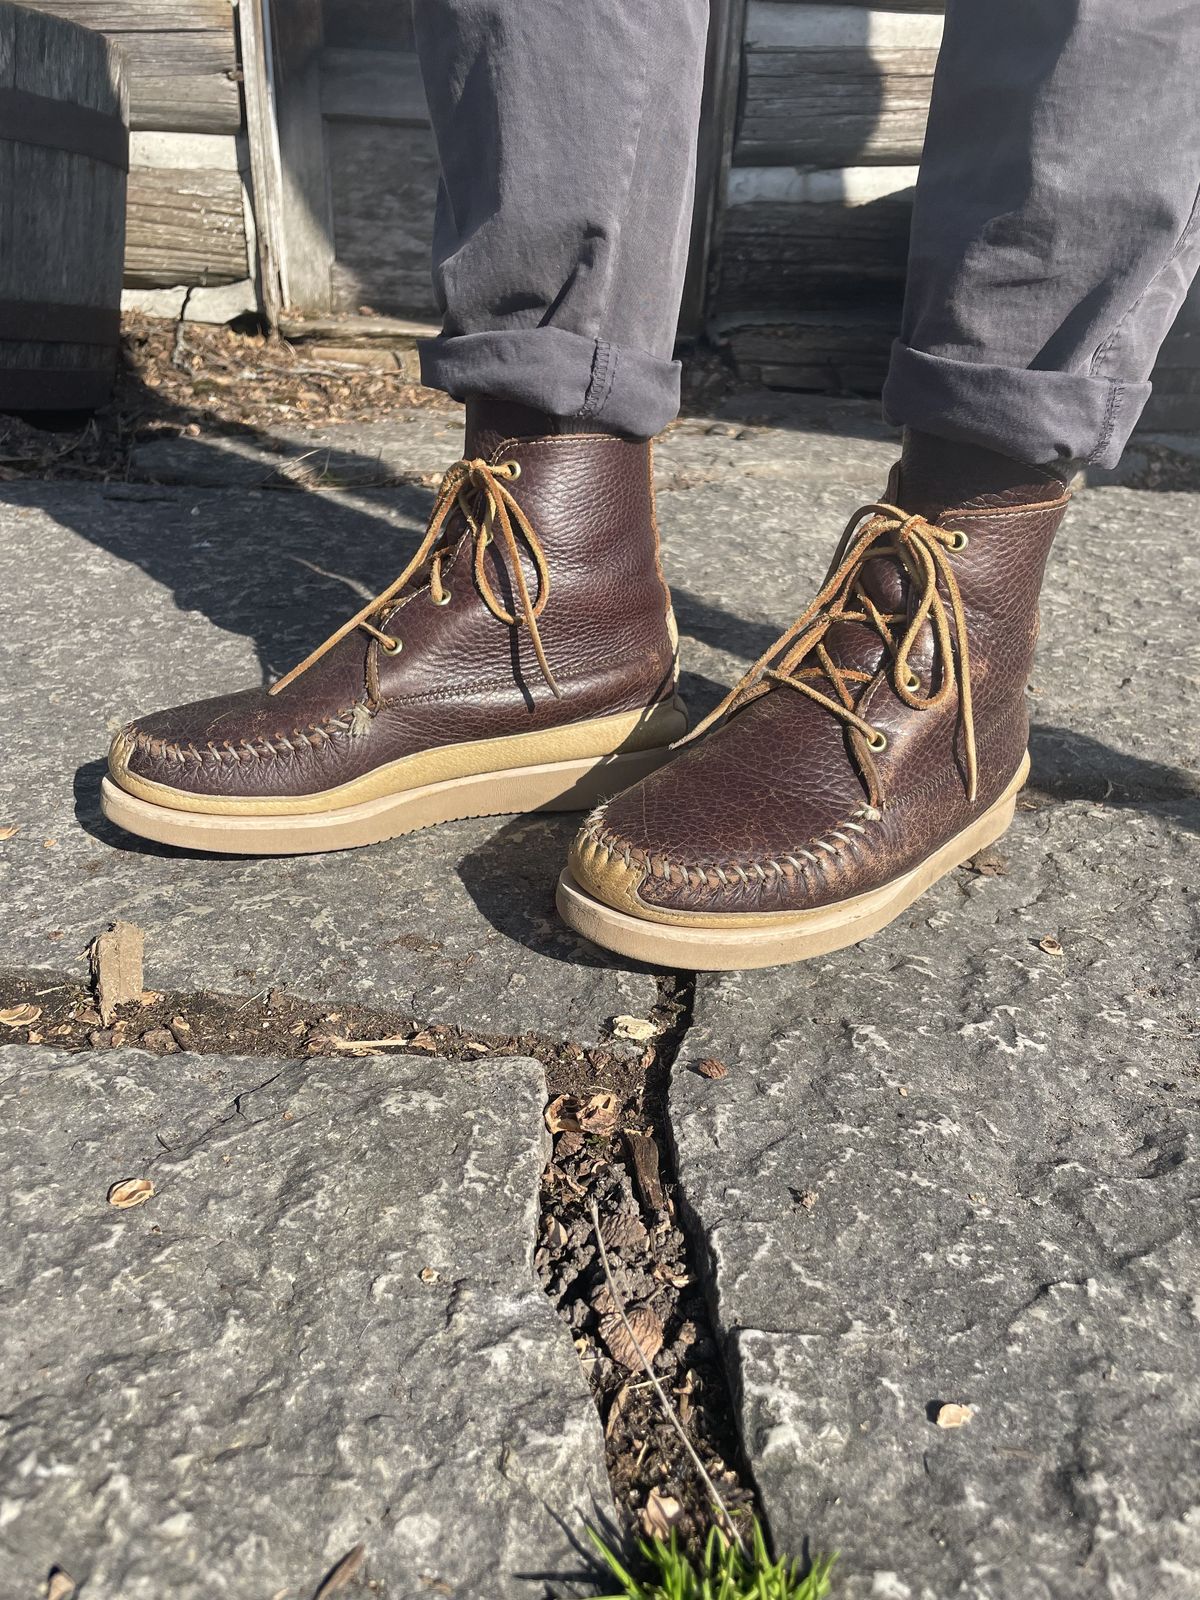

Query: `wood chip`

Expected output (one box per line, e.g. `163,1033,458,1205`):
641,1487,685,1540
599,1302,664,1371
694,1056,728,1079
0,823,19,841
408,1029,438,1050
325,1034,409,1056
935,1402,976,1429
611,1014,658,1042
0,1002,41,1028
47,1571,76,1600
1038,935,1064,956
311,1543,365,1598
624,1129,665,1211
89,920,145,1026
107,1178,155,1210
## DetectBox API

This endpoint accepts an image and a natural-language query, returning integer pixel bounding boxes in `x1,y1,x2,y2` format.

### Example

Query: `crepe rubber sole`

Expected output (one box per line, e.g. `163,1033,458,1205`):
556,755,1031,971
100,702,686,856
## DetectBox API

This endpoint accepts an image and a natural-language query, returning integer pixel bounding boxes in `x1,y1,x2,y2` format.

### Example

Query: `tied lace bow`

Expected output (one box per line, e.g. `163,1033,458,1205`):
270,457,560,698
681,502,979,803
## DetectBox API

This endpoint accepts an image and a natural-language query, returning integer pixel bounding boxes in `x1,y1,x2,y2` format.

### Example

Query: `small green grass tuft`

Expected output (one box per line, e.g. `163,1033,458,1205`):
590,1518,836,1600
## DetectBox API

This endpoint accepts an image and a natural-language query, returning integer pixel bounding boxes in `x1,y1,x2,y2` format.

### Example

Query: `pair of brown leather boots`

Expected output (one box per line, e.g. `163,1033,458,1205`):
102,400,1069,971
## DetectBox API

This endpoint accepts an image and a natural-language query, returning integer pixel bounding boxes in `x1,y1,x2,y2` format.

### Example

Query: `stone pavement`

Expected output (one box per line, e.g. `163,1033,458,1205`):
1,398,1198,1597
0,1047,613,1599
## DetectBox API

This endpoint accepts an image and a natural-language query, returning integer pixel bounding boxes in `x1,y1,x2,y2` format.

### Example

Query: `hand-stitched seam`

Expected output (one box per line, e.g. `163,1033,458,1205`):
579,804,883,885
130,700,364,766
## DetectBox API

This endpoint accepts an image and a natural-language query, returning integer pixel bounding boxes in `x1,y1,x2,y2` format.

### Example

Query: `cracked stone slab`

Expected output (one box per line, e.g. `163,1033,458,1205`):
669,488,1200,1597
0,482,658,1041
0,1046,614,1599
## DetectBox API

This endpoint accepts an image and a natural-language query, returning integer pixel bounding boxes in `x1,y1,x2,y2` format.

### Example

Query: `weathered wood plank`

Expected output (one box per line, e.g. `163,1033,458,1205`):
716,185,914,312
273,0,334,312
323,0,416,53
19,6,239,131
327,121,439,317
24,1,231,31
238,0,285,322
724,308,899,394
739,45,936,164
125,165,247,287
111,29,240,132
738,5,940,165
320,47,427,125
681,0,746,336
760,0,942,10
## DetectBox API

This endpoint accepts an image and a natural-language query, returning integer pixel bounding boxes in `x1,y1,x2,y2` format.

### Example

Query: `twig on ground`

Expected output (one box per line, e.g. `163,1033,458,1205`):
589,1197,745,1554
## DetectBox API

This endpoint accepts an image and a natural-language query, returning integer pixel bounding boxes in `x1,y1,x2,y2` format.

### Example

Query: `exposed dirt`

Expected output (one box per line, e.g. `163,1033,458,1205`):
0,965,758,1557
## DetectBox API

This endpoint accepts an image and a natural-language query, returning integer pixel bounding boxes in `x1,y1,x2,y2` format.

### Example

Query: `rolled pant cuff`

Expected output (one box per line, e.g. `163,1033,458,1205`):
882,342,1152,469
419,327,681,440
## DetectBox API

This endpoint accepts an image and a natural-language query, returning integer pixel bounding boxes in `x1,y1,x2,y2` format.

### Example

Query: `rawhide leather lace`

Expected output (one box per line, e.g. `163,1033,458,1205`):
270,457,560,698
680,502,978,804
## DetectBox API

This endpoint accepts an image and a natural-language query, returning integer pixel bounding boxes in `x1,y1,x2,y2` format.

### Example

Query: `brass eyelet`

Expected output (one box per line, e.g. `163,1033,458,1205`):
433,589,452,607
501,459,521,480
903,670,921,692
947,530,969,552
381,637,402,654
865,729,888,753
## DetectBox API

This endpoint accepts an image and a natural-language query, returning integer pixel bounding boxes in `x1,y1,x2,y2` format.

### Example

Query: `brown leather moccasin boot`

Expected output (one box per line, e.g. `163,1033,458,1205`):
558,431,1071,970
102,399,686,854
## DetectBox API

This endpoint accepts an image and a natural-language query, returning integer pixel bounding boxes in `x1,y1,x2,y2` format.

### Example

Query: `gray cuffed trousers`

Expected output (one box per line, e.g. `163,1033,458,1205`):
415,0,1200,469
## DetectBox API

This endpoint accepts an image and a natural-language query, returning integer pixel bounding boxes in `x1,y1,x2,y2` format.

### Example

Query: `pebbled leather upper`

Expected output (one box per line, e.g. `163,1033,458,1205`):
110,425,678,803
569,440,1069,923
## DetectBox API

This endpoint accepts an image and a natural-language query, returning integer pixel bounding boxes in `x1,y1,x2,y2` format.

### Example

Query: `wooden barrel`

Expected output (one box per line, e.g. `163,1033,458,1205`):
0,3,128,411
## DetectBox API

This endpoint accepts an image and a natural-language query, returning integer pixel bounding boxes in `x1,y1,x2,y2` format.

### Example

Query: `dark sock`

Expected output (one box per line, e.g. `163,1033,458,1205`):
897,428,1073,519
464,395,640,460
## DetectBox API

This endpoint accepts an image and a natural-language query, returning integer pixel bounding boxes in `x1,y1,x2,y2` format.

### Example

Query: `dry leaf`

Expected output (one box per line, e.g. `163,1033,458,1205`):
579,1091,621,1137
139,990,164,1007
419,1266,440,1284
611,1014,658,1042
27,1030,43,1044
89,920,145,1025
545,1094,583,1133
935,1402,976,1429
695,1057,728,1080
0,1003,41,1028
47,1570,76,1600
543,1216,569,1250
408,1029,438,1051
312,1543,365,1598
600,1210,648,1252
641,1488,685,1540
0,823,19,841
600,1303,664,1371
1038,935,1064,957
107,1178,155,1210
